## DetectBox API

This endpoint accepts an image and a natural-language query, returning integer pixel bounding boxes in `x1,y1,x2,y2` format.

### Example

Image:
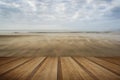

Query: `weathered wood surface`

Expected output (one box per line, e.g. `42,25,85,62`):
0,57,120,80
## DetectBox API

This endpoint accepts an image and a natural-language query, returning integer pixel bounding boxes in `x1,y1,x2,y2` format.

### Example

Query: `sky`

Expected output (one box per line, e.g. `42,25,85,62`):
0,0,120,31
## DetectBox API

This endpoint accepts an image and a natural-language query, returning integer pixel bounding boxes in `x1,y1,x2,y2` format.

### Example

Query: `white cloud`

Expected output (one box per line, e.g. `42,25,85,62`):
0,1,20,8
25,0,37,11
86,0,93,4
0,0,120,31
55,3,66,13
1,0,118,21
72,11,80,19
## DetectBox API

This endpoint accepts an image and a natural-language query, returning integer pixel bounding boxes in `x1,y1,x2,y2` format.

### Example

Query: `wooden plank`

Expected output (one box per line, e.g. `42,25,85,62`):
31,57,58,80
0,58,17,66
74,57,120,80
98,57,120,66
0,58,31,75
0,57,119,80
57,57,63,80
87,57,120,75
0,57,45,80
61,57,94,80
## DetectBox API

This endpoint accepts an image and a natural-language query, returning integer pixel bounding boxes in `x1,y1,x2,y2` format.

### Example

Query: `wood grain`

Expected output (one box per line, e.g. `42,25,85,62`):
0,57,119,80
87,57,120,75
61,57,94,80
0,58,31,75
0,57,45,80
74,57,120,80
31,57,58,80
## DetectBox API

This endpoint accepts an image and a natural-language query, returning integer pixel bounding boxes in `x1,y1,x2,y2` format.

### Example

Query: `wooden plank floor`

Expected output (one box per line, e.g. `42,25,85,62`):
0,57,120,80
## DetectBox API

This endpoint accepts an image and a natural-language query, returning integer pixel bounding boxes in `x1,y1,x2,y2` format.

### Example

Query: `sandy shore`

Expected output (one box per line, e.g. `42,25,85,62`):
0,32,120,57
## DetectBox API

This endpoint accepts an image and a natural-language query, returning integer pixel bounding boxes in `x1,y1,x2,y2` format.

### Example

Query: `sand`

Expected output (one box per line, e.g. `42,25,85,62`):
0,32,120,57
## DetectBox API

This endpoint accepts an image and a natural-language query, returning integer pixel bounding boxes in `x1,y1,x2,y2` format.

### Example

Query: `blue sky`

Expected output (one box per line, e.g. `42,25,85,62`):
0,0,120,31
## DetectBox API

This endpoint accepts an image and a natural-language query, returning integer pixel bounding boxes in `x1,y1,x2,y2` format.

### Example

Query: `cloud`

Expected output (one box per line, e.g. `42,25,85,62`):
0,0,120,21
55,3,66,13
0,0,120,31
25,0,37,11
